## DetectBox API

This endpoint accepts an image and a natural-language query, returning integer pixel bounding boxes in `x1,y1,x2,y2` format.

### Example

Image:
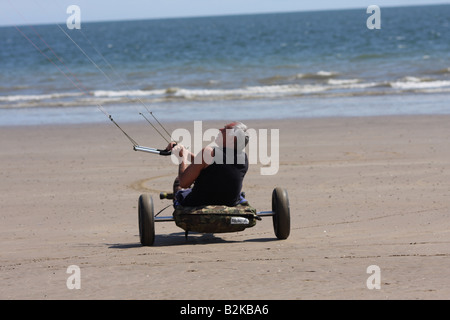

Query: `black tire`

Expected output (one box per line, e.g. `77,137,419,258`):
138,194,155,246
272,187,290,239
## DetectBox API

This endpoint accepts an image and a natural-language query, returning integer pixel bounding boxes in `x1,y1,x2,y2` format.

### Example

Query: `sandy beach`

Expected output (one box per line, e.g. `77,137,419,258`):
0,115,449,300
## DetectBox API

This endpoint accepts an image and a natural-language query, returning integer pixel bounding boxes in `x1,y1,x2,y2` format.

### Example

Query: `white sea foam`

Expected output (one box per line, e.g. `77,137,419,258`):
0,92,82,102
92,89,166,97
0,81,380,108
1,76,448,110
390,79,450,90
316,71,336,77
171,84,328,99
327,79,360,85
166,81,384,100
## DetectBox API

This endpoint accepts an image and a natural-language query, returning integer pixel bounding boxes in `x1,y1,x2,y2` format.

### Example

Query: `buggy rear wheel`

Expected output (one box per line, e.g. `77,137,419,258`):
138,194,155,246
272,187,290,239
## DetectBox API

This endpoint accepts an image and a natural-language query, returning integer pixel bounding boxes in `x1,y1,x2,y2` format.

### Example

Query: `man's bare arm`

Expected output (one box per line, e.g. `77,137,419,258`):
177,146,213,188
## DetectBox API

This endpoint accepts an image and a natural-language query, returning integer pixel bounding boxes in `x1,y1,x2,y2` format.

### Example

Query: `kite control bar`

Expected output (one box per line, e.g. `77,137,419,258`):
133,145,171,156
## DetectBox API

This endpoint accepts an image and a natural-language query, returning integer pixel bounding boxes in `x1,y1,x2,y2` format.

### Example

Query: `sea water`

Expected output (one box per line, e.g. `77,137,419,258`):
0,5,449,125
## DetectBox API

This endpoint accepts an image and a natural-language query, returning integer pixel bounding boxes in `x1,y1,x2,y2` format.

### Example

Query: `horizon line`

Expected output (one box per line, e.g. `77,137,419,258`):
1,2,448,28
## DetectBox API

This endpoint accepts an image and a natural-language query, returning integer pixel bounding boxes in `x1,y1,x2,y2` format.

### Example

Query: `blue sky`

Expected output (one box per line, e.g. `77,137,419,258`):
1,0,449,26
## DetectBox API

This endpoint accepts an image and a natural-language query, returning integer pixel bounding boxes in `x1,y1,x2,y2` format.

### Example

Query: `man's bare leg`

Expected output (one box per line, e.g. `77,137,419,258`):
173,177,182,195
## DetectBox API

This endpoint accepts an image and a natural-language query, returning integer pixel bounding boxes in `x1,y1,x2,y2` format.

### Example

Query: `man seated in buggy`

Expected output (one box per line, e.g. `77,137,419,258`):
165,121,249,208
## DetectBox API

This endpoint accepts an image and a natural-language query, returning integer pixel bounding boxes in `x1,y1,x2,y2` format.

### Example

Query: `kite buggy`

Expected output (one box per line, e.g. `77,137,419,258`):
133,146,291,246
138,187,290,246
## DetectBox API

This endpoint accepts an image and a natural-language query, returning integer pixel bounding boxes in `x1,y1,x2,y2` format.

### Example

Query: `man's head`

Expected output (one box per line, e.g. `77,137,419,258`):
216,121,249,150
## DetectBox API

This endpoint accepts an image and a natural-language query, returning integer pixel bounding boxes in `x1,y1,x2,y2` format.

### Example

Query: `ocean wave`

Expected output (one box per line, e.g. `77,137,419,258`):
0,92,83,102
432,67,450,75
2,76,450,109
327,78,360,85
390,77,450,90
91,81,380,101
297,71,339,80
0,85,30,92
258,71,339,85
418,87,450,94
92,89,166,97
350,53,388,61
168,82,368,99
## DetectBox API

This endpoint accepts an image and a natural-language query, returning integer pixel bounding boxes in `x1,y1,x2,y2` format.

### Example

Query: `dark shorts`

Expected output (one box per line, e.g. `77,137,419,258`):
174,188,193,208
174,189,247,208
